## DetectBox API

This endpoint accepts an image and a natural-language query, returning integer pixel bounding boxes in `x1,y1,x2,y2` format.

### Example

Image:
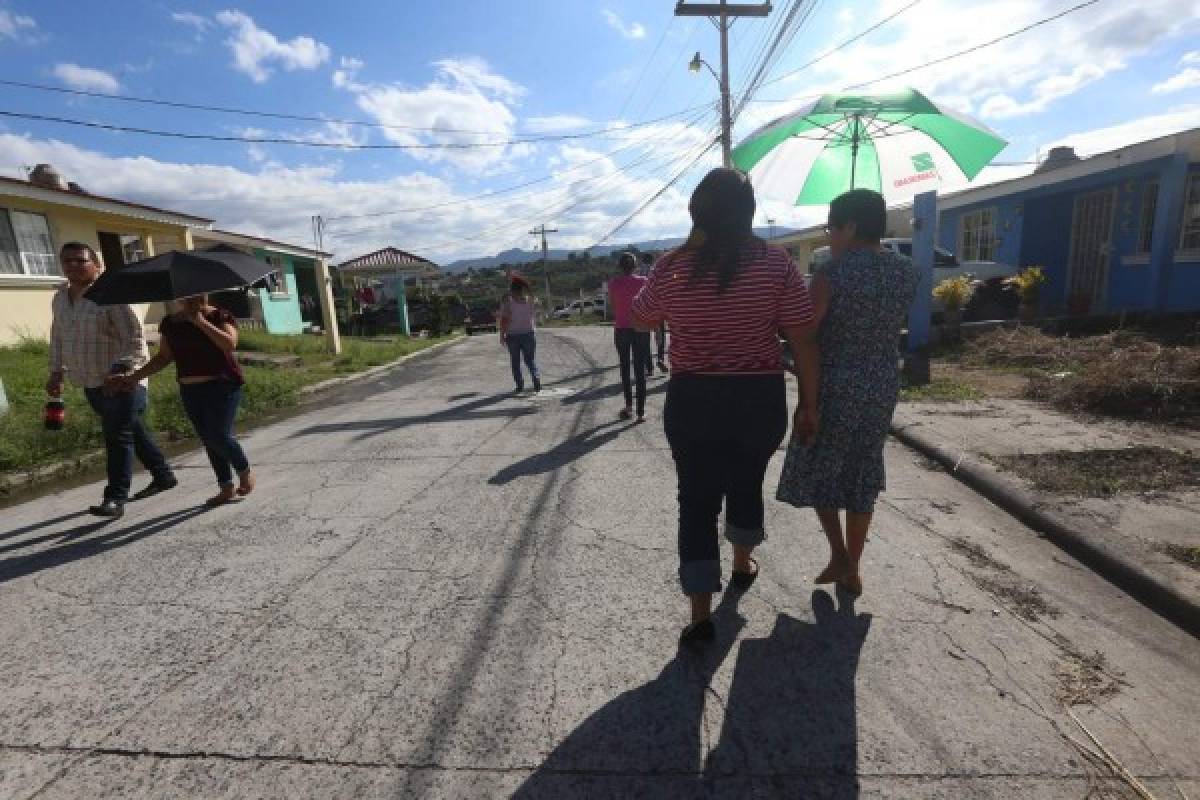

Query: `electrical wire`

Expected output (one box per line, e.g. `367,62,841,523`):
750,0,924,94
322,106,716,222
842,0,1103,90
0,77,710,141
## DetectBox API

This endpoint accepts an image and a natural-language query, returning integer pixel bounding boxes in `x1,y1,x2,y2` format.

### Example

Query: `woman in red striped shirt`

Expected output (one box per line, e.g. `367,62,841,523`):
633,168,820,644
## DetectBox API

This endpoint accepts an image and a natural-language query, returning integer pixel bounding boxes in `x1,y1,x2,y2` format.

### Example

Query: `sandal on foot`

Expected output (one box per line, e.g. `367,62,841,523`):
679,619,715,645
236,470,256,497
205,491,242,508
730,557,760,592
618,408,633,421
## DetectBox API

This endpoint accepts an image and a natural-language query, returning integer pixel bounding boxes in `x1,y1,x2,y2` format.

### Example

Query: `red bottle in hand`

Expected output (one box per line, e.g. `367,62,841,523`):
44,395,66,430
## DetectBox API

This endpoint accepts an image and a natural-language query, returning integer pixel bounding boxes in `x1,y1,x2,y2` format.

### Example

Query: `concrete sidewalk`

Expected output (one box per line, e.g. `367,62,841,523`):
893,397,1200,632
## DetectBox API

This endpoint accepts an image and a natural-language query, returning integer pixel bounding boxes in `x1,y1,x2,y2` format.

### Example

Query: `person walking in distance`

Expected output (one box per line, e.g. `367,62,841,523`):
119,294,255,508
499,274,542,394
608,252,652,422
640,251,669,376
776,189,919,597
46,242,176,518
633,168,820,644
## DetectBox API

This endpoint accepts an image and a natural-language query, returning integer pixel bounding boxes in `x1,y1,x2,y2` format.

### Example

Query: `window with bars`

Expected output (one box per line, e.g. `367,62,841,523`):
1181,173,1200,252
1137,182,1158,254
958,207,997,262
0,208,59,277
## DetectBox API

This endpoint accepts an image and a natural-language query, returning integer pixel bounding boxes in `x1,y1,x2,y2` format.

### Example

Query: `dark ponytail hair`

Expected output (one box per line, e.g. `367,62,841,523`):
617,252,638,274
686,167,762,292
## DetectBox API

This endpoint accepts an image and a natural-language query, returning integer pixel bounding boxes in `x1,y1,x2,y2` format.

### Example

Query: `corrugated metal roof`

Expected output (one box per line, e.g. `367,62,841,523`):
336,246,439,271
0,175,214,225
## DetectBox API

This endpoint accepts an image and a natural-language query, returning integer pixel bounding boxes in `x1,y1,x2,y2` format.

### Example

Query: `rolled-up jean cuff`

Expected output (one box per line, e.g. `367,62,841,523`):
679,560,722,594
725,522,766,547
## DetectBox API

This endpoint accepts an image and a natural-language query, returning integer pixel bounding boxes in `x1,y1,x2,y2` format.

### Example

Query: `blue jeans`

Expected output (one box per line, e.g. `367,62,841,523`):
179,381,249,488
84,385,173,503
506,332,540,389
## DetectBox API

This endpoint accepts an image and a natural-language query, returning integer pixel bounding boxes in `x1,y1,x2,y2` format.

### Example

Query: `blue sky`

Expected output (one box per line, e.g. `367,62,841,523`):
1,0,1198,262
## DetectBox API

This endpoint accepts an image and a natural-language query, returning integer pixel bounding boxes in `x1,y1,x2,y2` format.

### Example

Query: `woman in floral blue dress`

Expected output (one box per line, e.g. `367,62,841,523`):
776,189,918,596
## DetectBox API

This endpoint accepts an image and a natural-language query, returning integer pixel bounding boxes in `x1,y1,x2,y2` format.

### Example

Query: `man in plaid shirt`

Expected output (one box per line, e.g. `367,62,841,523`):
47,242,176,518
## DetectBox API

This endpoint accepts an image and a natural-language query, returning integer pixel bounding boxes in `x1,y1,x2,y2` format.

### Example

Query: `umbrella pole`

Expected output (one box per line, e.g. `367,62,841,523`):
849,113,861,190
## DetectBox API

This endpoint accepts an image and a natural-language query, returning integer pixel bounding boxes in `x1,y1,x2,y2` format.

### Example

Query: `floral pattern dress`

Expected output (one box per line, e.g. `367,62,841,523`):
776,247,918,513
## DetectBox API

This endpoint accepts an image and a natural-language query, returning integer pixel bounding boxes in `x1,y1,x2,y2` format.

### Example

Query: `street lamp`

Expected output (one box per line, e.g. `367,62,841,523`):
688,51,731,166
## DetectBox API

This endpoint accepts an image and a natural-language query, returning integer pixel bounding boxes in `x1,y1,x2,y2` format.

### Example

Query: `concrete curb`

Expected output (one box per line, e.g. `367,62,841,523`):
299,334,465,397
1,336,466,498
890,421,1200,638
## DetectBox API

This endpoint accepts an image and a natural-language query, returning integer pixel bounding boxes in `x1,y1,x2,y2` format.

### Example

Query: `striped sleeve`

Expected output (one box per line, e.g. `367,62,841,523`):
631,261,665,326
778,256,815,328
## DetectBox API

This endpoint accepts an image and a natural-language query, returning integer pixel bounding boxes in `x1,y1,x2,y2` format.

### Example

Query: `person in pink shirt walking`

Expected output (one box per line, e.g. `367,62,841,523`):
607,252,652,422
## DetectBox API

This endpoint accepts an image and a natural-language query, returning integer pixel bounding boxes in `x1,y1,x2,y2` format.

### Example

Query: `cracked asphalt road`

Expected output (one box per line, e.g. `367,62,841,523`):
1,327,1197,799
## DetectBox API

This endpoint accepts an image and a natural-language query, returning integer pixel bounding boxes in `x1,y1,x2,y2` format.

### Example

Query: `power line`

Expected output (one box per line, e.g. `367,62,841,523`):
322,107,716,222
0,108,712,151
326,121,718,249
0,77,710,141
615,16,676,120
591,135,720,248
843,0,1103,90
732,0,821,121
750,0,924,93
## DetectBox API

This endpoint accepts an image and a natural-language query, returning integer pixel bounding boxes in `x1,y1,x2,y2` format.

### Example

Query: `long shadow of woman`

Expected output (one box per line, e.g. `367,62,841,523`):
511,590,869,799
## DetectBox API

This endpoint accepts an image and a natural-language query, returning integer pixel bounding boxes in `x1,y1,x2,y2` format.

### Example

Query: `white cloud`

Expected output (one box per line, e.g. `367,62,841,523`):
332,55,365,90
1152,67,1200,94
1183,51,1200,66
979,62,1114,119
52,63,120,93
746,0,1200,132
602,9,646,40
171,11,211,33
215,10,330,83
1040,104,1200,157
0,112,717,263
525,115,591,133
336,58,528,170
0,7,36,41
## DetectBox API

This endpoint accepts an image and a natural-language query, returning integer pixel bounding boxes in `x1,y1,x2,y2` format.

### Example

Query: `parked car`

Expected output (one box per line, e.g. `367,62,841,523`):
808,239,1019,321
465,305,498,335
552,298,605,319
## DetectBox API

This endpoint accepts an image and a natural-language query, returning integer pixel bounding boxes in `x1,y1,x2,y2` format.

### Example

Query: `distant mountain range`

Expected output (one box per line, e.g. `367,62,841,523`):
444,227,792,272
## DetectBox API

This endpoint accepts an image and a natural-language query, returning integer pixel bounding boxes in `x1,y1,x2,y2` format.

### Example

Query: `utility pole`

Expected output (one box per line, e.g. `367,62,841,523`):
675,1,772,167
530,224,558,309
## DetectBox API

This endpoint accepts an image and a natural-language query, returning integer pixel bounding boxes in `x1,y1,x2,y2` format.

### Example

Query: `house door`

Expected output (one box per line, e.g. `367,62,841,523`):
1065,189,1116,315
97,232,125,271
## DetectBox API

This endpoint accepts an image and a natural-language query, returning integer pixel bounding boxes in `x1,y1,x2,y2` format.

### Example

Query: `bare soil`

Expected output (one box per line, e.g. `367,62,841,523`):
991,446,1200,497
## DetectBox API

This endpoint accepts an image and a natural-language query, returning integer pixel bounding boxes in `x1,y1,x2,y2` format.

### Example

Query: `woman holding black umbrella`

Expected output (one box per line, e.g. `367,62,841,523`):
120,294,255,507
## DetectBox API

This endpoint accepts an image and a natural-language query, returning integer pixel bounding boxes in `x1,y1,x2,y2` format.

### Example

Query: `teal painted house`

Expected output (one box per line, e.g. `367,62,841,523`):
192,228,332,334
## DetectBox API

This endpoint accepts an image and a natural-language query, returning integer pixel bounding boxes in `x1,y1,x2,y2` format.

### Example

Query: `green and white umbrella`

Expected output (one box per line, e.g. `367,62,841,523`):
732,89,1007,205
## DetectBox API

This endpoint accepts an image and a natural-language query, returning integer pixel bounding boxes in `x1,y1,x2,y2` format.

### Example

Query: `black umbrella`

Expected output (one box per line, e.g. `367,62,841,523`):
85,244,278,305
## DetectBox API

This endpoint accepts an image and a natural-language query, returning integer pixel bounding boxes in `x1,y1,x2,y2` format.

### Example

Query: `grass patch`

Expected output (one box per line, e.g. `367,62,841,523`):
963,326,1200,422
991,446,1200,496
900,377,984,403
1157,542,1200,571
0,332,455,475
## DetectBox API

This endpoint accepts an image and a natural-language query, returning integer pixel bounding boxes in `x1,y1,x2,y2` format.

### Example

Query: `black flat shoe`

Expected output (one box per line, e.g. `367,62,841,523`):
88,499,124,518
679,619,715,645
132,475,178,501
730,557,759,592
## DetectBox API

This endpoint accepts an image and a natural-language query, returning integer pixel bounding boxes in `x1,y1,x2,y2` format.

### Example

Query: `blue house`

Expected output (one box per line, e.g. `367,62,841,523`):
936,127,1200,316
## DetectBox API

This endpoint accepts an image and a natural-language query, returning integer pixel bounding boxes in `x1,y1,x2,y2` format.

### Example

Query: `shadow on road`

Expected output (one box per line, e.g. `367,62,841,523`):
512,590,870,798
0,510,90,543
488,421,624,485
561,378,668,406
290,392,534,440
0,506,210,585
